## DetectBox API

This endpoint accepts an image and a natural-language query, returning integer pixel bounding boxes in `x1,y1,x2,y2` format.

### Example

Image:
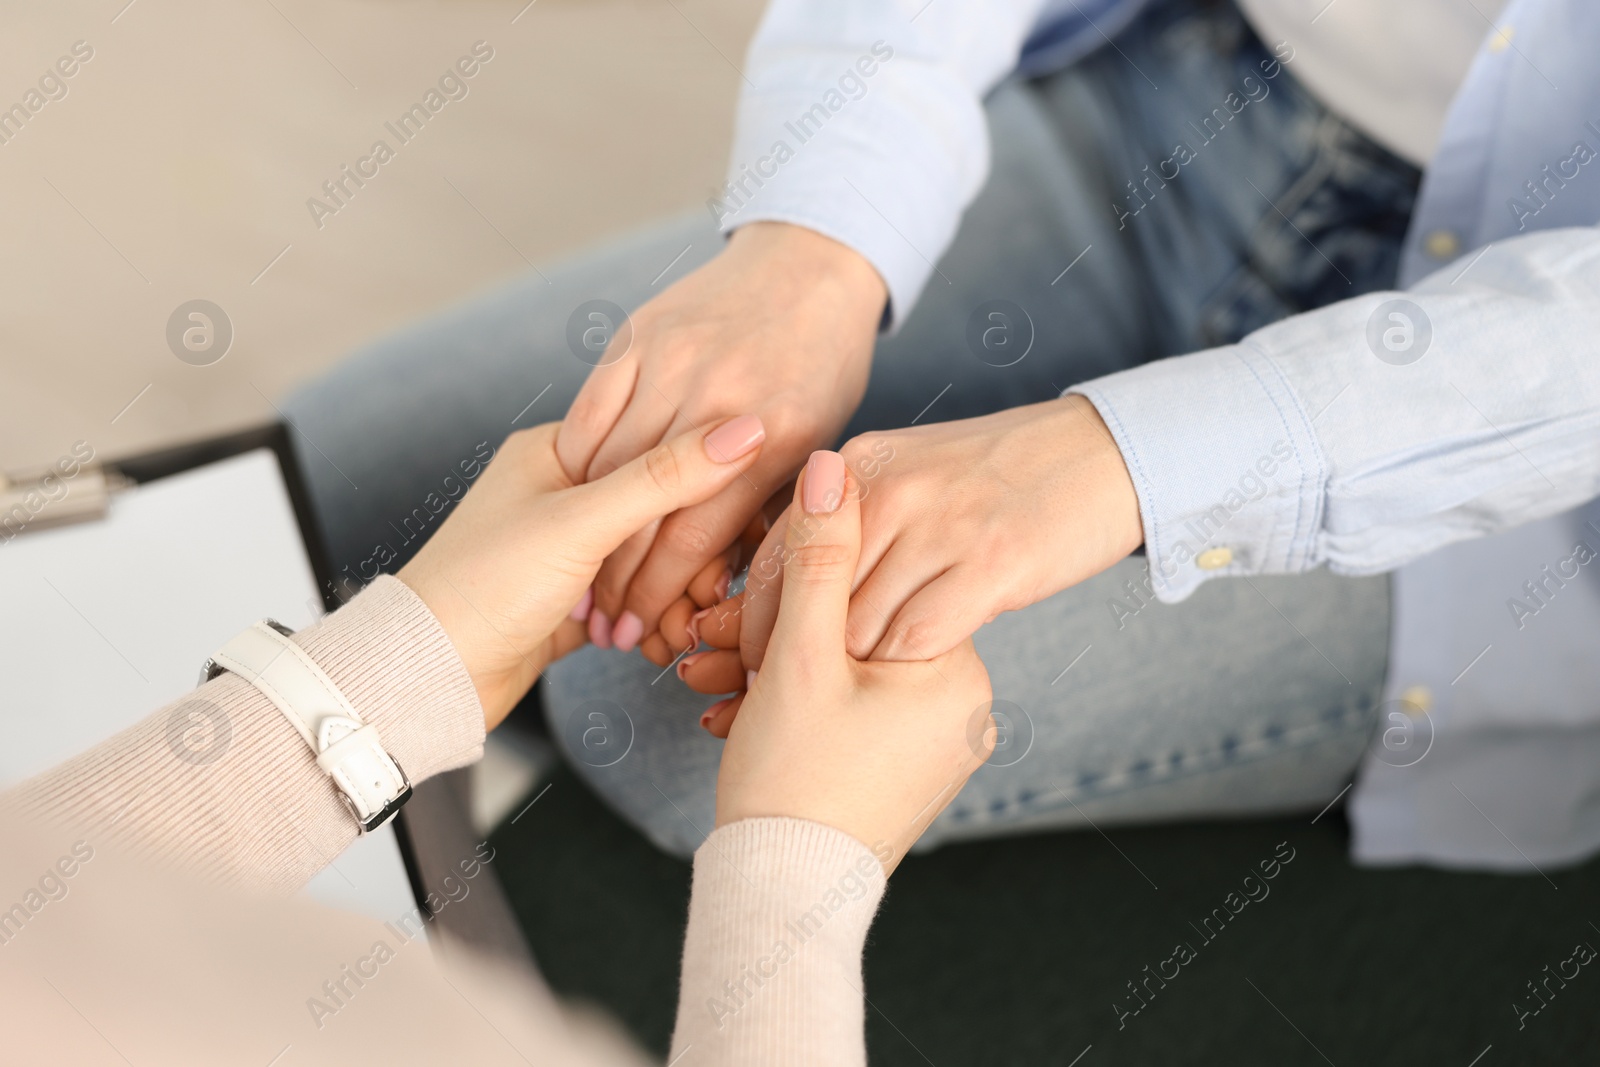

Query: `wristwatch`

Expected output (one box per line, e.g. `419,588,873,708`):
201,620,412,833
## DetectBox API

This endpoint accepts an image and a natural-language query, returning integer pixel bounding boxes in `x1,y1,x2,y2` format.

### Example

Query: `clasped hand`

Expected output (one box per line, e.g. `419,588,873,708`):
398,421,994,871
676,396,1143,733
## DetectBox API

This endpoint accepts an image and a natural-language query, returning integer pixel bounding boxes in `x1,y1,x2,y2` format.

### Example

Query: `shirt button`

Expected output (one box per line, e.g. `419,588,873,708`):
1424,230,1461,259
1400,685,1433,714
1488,25,1514,53
1196,547,1233,570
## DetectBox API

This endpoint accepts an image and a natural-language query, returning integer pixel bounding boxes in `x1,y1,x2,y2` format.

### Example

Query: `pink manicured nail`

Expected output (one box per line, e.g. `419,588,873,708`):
714,568,732,601
588,609,613,650
700,697,734,730
703,415,766,463
802,451,846,514
676,650,707,681
612,611,644,653
688,607,713,646
570,586,594,622
745,669,757,691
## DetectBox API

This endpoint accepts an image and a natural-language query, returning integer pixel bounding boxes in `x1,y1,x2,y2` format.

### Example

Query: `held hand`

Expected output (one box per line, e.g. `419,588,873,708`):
713,452,994,874
679,394,1142,699
636,510,769,667
398,417,765,730
555,222,886,652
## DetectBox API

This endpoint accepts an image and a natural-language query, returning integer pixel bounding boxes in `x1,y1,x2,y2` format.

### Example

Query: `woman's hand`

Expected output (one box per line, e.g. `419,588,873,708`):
554,222,886,652
675,395,1141,706
398,416,765,730
736,394,1142,669
712,451,994,873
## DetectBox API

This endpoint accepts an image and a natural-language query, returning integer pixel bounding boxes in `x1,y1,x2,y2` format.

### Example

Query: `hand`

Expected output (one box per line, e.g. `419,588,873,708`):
555,222,886,653
398,417,765,730
635,510,769,667
713,451,994,873
679,395,1142,696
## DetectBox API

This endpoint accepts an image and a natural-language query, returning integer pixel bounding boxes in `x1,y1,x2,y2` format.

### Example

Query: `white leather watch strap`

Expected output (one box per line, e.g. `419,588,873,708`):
203,620,412,833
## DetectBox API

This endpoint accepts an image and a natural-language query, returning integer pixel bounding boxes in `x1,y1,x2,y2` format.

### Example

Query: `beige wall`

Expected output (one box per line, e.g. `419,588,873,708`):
0,0,760,470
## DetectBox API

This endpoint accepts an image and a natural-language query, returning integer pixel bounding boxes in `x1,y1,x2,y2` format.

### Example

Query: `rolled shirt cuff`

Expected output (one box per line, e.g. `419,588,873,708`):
1070,341,1328,603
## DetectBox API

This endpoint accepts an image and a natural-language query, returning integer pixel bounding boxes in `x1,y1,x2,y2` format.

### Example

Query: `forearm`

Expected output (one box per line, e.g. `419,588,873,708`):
722,0,1051,327
671,818,886,1066
1072,226,1600,601
5,576,485,892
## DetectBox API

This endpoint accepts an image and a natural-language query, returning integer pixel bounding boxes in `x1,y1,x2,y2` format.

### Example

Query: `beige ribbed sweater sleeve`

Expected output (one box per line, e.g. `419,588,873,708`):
671,818,887,1065
10,575,486,892
6,575,883,1064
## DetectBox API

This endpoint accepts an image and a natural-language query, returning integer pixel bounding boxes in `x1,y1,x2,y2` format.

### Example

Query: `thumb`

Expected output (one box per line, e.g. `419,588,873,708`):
738,505,790,670
569,414,765,555
768,451,859,659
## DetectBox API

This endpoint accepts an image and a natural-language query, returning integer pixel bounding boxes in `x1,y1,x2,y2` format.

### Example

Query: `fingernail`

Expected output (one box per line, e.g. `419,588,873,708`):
703,415,766,463
714,568,732,601
746,669,756,690
588,609,613,650
802,450,846,515
676,650,706,681
688,607,713,646
700,697,734,730
612,611,643,653
570,586,594,622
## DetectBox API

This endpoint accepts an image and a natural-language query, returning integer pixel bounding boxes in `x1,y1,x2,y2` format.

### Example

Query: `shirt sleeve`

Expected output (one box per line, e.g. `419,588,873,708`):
1069,226,1600,602
670,817,887,1066
715,0,1053,329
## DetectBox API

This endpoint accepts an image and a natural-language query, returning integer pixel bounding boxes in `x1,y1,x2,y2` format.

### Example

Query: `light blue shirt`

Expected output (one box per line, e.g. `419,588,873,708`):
718,0,1600,869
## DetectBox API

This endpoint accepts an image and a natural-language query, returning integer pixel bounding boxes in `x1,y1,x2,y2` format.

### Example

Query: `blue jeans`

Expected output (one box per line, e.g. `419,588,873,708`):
286,0,1404,858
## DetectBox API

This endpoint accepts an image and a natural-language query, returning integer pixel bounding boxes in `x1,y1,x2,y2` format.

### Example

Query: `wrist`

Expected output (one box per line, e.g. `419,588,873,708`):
1053,393,1145,559
396,567,547,731
727,221,887,331
300,576,486,782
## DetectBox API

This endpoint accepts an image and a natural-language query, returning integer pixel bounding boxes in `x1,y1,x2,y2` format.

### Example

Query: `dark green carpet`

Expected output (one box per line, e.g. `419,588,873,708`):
490,765,1599,1065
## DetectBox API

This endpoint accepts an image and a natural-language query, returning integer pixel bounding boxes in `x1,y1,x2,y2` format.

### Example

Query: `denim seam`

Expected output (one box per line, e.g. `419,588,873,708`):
945,708,1372,825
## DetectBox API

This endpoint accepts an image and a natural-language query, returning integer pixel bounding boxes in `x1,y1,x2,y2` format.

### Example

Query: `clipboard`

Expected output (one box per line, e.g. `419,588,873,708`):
0,424,430,927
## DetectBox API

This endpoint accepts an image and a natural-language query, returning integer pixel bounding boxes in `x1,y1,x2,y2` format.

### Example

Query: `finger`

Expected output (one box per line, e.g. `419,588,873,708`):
871,562,996,663
768,450,860,659
678,648,746,693
659,594,699,654
618,480,768,636
737,507,790,670
555,358,639,484
585,396,676,625
688,552,735,608
843,540,946,659
639,631,674,667
594,517,660,638
701,694,744,739
595,415,768,631
730,500,779,573
564,414,766,562
653,552,736,654
585,393,677,482
694,595,744,651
